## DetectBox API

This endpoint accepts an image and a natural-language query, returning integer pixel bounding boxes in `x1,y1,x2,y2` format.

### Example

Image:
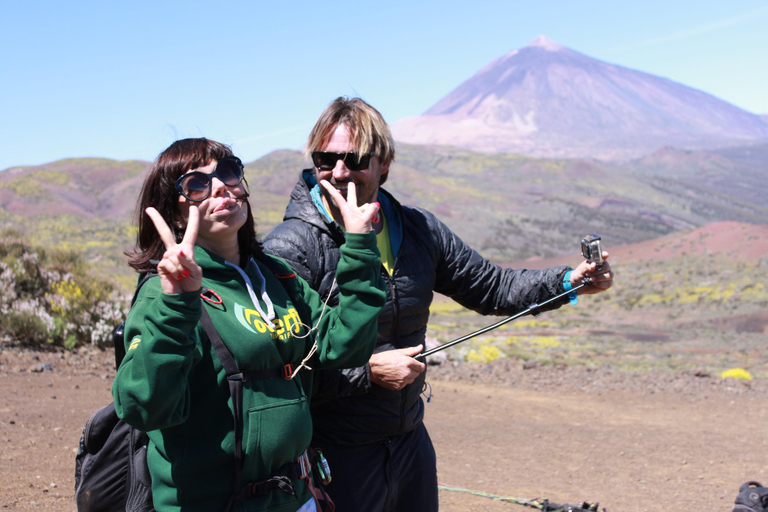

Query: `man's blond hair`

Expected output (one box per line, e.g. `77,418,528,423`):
306,97,395,185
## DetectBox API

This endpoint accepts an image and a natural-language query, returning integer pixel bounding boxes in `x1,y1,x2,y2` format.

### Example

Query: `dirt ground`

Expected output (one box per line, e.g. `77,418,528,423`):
1,346,766,512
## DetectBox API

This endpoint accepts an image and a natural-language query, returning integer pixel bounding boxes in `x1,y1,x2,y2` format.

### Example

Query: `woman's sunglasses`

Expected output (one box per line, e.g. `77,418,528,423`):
311,151,375,172
174,156,245,202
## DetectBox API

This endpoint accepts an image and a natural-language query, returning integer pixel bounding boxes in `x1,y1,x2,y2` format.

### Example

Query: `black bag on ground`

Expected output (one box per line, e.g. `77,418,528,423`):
733,482,768,512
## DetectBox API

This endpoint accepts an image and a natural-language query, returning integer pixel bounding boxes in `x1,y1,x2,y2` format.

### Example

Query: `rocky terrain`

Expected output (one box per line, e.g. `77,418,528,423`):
2,344,765,511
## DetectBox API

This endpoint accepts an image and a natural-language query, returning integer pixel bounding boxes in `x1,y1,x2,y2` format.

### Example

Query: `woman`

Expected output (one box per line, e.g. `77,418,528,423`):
112,138,385,512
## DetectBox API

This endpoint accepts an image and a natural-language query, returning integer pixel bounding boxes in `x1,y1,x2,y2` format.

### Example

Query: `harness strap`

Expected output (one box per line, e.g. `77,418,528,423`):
238,458,307,499
305,449,336,512
199,300,307,512
200,306,245,494
239,364,296,381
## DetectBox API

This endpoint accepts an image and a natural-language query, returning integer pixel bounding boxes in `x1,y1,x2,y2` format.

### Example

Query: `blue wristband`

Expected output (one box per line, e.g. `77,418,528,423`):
563,271,578,305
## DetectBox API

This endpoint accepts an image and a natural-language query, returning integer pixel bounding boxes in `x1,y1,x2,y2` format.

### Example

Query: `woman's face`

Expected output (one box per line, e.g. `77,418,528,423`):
176,160,249,250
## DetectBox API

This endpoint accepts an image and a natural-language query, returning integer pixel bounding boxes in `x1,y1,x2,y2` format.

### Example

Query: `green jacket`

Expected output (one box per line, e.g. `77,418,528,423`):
112,232,385,512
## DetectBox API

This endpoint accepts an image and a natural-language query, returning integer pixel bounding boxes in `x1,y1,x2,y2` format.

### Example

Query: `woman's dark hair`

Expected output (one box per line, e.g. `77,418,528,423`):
127,138,262,273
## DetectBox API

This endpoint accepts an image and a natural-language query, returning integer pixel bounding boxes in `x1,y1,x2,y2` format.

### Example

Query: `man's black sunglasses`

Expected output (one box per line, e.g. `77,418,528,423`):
174,156,245,202
311,151,375,172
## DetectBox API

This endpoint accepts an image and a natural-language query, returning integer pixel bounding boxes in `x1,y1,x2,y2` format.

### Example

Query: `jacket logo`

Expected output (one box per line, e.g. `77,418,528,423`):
128,335,141,351
234,303,302,340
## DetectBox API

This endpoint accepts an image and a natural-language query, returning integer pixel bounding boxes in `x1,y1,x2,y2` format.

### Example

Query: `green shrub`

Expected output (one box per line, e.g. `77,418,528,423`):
0,229,127,349
3,308,53,345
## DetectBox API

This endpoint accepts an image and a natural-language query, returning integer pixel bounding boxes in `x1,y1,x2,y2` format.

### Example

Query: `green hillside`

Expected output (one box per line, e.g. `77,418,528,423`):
1,143,766,290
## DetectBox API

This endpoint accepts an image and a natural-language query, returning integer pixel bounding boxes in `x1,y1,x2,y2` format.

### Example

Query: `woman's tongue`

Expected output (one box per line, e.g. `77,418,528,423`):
212,197,237,215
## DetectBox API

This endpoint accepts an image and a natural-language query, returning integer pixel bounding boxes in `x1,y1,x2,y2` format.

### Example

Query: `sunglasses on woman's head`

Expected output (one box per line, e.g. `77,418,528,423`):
174,156,245,202
311,151,375,172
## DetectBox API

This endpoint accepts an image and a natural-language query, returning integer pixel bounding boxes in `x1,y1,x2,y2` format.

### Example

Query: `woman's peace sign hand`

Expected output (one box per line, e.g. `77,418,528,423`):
145,206,203,294
319,180,380,234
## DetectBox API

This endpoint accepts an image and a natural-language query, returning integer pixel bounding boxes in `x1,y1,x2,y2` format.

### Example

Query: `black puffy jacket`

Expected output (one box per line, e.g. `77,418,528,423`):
263,171,572,447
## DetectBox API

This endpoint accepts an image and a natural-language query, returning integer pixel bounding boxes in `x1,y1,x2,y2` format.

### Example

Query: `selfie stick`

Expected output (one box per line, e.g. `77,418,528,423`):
415,278,592,361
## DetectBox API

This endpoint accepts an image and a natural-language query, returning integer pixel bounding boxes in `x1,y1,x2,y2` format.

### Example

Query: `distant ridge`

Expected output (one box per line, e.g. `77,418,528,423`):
507,221,768,270
391,36,768,160
2,138,766,284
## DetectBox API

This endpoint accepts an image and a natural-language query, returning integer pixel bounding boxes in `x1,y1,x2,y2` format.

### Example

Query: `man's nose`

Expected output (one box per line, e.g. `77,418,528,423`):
332,158,351,180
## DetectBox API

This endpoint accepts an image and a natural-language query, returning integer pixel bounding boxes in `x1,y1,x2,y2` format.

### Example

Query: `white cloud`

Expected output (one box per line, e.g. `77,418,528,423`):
609,6,768,52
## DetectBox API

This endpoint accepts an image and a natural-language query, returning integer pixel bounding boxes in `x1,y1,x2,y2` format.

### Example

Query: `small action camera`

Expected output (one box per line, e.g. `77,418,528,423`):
581,234,604,270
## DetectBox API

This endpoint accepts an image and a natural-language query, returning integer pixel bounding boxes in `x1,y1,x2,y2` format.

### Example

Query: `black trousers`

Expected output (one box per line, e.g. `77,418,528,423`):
316,423,438,512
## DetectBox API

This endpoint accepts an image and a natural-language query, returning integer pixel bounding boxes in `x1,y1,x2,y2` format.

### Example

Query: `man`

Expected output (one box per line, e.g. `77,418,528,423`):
263,97,614,512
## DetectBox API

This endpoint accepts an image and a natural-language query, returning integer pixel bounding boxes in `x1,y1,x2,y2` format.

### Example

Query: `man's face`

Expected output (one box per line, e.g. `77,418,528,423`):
315,124,388,208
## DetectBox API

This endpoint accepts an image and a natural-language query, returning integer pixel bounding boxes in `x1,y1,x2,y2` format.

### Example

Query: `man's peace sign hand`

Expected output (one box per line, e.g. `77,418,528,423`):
145,206,203,294
319,181,380,234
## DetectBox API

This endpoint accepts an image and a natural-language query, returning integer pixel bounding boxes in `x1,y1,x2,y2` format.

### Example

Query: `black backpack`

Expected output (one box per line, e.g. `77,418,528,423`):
733,482,768,512
75,401,153,512
74,259,331,512
73,301,253,512
75,272,156,512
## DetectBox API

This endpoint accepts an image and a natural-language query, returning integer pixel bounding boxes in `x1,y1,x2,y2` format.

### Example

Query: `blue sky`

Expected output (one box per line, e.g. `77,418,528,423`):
1,0,767,171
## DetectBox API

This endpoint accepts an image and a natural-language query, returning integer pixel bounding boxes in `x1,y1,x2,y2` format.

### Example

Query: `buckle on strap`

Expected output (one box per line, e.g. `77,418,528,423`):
240,451,311,499
244,476,296,498
298,450,311,479
282,363,294,380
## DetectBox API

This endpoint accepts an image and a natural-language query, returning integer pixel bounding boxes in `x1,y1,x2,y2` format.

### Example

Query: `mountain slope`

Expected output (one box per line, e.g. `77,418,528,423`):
0,158,149,285
245,142,768,261
2,140,766,285
391,36,768,160
0,158,147,219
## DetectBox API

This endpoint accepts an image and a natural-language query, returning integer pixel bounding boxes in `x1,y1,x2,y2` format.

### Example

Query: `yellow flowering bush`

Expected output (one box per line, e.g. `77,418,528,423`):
0,230,127,349
466,344,503,364
720,368,752,381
